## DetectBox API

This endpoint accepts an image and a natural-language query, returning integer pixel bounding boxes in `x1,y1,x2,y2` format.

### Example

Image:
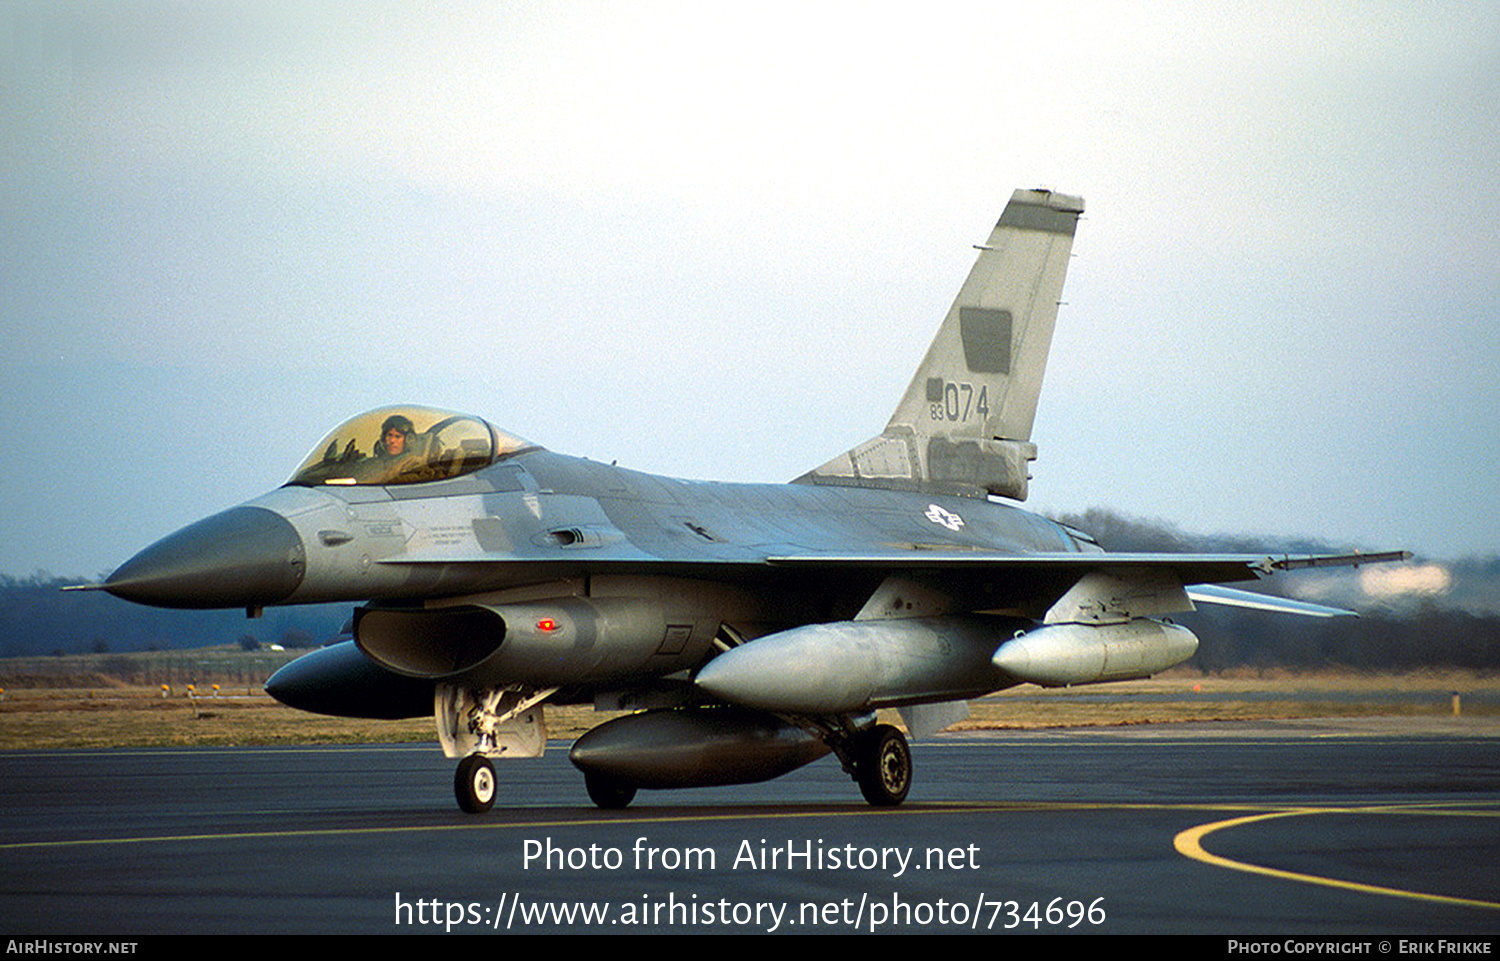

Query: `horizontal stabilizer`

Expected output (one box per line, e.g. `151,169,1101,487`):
1186,584,1355,618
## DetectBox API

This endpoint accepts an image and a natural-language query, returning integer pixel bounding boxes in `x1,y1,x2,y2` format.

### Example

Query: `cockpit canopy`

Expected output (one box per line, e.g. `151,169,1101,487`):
287,406,534,487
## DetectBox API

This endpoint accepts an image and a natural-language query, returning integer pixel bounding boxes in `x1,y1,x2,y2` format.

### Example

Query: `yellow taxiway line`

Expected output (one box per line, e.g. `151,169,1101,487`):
1174,805,1500,911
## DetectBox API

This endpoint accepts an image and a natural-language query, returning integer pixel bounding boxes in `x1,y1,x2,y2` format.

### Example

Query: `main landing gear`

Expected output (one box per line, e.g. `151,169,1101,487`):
850,723,912,806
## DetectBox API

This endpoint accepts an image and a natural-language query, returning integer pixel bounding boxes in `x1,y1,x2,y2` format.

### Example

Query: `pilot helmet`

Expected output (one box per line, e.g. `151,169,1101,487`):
379,414,416,454
381,414,415,437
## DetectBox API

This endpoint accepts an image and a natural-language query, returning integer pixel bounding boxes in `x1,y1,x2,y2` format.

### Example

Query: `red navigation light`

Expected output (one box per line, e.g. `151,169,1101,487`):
537,618,558,632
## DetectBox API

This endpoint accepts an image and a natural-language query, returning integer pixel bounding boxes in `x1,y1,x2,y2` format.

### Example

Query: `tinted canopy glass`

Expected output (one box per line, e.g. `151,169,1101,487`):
288,406,532,487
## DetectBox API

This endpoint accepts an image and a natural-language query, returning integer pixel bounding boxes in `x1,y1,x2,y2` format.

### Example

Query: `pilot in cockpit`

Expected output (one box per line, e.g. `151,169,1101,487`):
288,406,513,487
376,415,416,459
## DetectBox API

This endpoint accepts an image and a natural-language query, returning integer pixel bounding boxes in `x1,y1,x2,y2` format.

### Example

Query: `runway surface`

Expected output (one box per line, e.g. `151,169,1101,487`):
2,718,1497,934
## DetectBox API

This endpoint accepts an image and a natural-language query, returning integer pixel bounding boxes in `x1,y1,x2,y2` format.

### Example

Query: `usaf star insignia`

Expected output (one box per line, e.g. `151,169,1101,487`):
924,504,964,531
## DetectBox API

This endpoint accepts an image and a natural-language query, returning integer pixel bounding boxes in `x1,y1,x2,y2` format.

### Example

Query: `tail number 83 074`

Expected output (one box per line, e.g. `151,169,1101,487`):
929,382,990,422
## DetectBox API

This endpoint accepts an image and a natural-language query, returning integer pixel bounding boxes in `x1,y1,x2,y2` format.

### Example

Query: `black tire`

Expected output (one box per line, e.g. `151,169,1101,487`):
854,724,912,806
584,772,637,809
455,754,496,814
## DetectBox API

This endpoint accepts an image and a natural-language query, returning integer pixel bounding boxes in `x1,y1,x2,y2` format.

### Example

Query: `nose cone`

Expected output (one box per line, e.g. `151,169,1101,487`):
105,506,305,609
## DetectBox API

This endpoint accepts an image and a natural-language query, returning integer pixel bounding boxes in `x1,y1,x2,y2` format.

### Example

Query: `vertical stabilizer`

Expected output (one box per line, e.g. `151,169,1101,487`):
798,188,1083,500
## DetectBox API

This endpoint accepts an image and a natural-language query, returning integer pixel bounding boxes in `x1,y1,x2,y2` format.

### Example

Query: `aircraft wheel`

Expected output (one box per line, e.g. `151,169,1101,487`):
584,772,637,809
854,724,911,807
455,754,496,814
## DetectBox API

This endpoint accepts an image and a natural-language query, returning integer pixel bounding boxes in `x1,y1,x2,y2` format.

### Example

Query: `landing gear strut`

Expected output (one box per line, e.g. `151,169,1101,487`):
852,724,911,806
438,684,557,814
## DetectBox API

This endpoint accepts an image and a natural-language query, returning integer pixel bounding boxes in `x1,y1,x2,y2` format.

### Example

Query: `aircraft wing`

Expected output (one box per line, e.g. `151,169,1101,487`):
766,549,1406,619
384,549,1406,575
762,549,1408,580
378,549,1406,617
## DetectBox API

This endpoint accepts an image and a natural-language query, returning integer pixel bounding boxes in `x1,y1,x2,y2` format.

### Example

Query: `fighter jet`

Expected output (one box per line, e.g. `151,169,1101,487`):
99,189,1405,813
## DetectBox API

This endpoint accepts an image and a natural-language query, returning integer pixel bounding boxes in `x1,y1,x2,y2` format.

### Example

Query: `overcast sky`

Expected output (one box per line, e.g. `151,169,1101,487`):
2,1,1496,578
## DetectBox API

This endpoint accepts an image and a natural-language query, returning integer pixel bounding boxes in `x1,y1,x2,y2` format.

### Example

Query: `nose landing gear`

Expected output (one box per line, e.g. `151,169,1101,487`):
455,754,497,814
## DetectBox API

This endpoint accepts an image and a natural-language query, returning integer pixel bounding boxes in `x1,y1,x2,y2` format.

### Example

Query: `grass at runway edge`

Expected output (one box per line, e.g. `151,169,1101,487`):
0,663,1494,750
